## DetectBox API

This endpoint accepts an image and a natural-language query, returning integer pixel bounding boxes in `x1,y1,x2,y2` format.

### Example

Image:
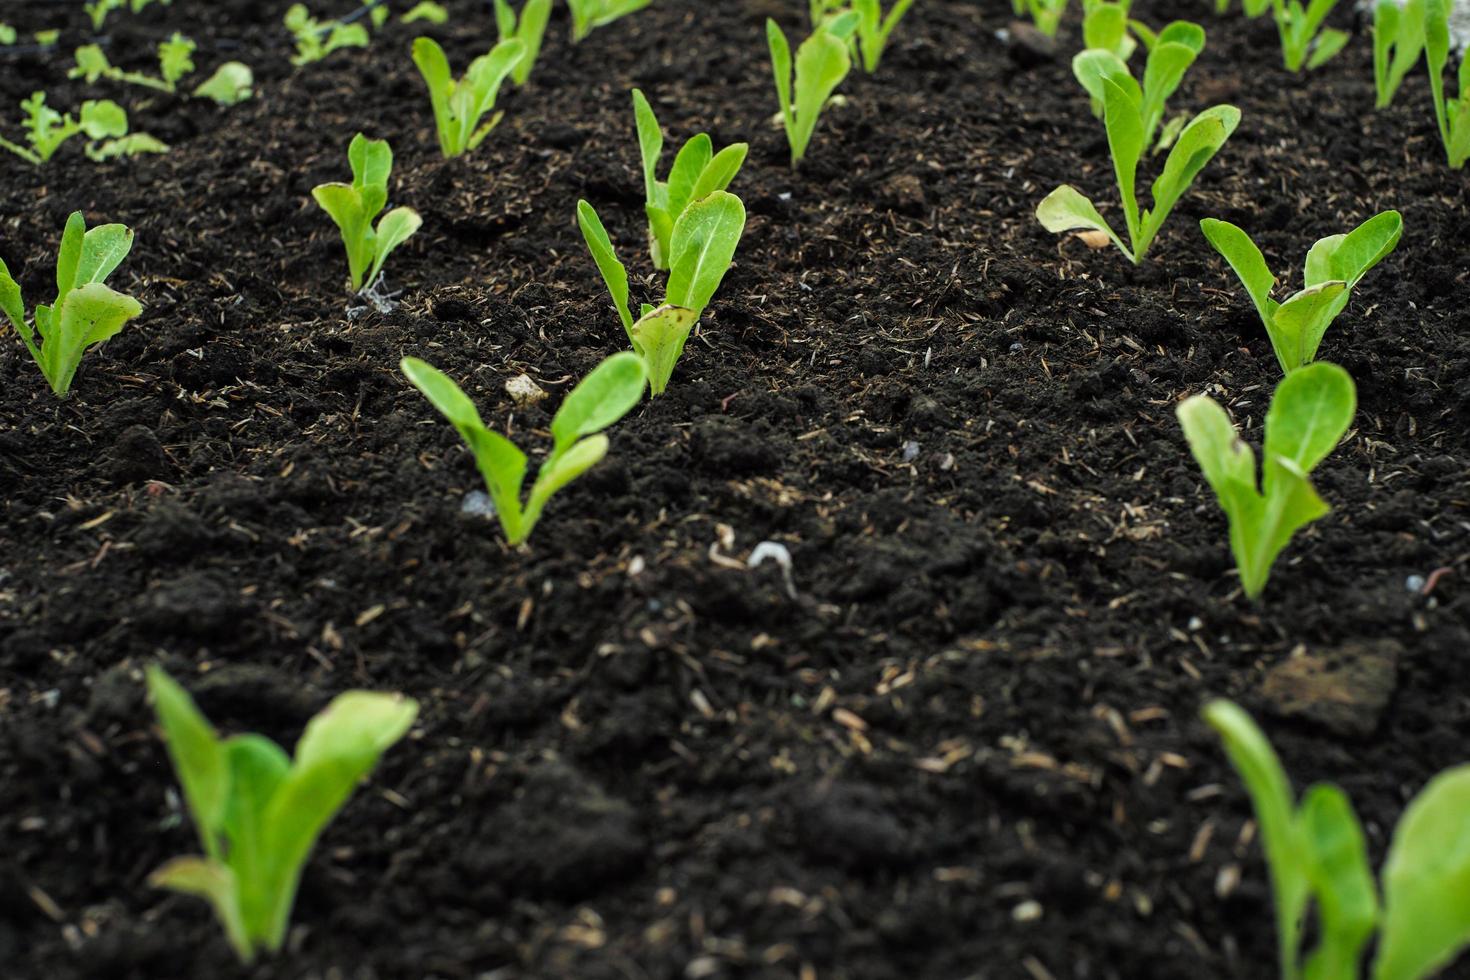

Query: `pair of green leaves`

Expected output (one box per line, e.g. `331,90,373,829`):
494,0,551,86
284,4,370,66
0,211,144,397
312,134,423,294
850,0,918,73
402,352,646,545
1373,0,1426,109
1201,211,1402,375
578,191,746,396
70,33,196,93
1176,361,1354,599
632,88,748,271
1074,20,1205,148
412,36,524,158
1270,0,1350,72
565,0,653,43
146,667,417,964
767,13,859,168
1425,0,1470,168
1037,53,1239,264
1205,699,1470,980
0,93,157,166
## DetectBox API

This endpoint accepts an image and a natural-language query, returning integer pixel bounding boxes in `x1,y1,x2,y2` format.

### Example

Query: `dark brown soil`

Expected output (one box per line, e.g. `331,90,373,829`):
3,0,1469,977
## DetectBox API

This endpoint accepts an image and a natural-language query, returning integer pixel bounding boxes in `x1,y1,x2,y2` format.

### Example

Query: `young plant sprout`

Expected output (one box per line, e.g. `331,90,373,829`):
146,666,417,964
1037,54,1238,264
565,0,653,43
1425,0,1470,167
401,352,647,545
495,0,551,85
1269,0,1350,71
192,62,255,105
0,93,164,165
284,4,370,66
402,2,450,23
1200,211,1402,375
1073,20,1205,149
1017,0,1069,37
767,12,860,168
632,88,749,270
0,212,144,397
1373,0,1426,108
312,133,422,295
1082,0,1138,63
0,24,16,45
850,0,917,72
412,36,524,158
86,0,172,30
1176,361,1355,599
1205,699,1470,980
70,34,197,94
578,191,746,395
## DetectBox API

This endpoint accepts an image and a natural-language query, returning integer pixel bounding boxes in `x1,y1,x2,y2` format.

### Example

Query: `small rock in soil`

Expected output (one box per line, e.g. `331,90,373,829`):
1002,21,1058,67
103,425,172,484
879,173,926,215
504,373,547,408
461,490,496,518
1260,639,1402,738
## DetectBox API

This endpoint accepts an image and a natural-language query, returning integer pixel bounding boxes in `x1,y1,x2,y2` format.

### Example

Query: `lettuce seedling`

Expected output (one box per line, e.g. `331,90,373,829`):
85,0,126,29
767,12,860,167
0,211,144,396
193,62,255,105
403,2,450,23
401,352,647,545
285,4,370,66
578,191,746,395
146,666,416,964
1200,211,1401,374
0,24,16,45
412,36,524,158
1073,20,1205,148
495,0,551,85
1018,0,1069,36
1176,361,1354,599
1082,1,1139,63
632,88,748,270
1037,65,1238,264
1425,0,1470,168
851,0,917,72
1269,0,1350,71
1373,0,1426,108
70,33,197,93
0,93,137,165
312,133,422,294
1205,699,1470,980
565,0,653,42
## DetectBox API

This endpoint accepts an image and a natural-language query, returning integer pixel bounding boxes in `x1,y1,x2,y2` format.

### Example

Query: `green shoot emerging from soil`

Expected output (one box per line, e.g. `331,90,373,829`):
1200,210,1402,375
70,33,197,94
146,666,417,964
565,0,653,43
412,36,524,158
1074,20,1205,149
1176,362,1354,599
851,0,917,72
1037,47,1238,264
1205,699,1470,980
312,133,422,294
495,0,551,85
1269,0,1350,71
1373,0,1426,108
401,352,647,545
632,88,749,271
1017,0,1068,37
0,211,144,397
192,62,255,105
1425,0,1470,167
578,191,746,395
767,12,860,167
0,93,165,165
284,4,370,66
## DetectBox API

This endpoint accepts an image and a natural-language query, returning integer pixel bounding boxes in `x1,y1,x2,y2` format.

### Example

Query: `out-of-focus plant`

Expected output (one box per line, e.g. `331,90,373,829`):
1269,0,1350,71
1074,20,1204,151
0,93,164,164
494,0,551,84
402,2,450,24
312,133,422,294
1425,0,1470,167
1018,0,1069,37
412,36,524,158
1373,0,1426,108
70,34,197,93
767,11,860,167
285,4,370,66
193,63,256,105
565,0,654,42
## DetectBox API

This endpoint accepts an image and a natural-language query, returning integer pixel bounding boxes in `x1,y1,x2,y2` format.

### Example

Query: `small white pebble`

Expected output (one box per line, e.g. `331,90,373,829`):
902,440,921,463
461,490,496,518
1406,574,1426,593
1012,900,1043,922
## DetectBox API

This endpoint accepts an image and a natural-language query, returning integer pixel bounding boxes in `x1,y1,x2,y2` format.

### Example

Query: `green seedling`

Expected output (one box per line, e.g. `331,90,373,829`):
1373,0,1426,108
1082,1,1138,62
565,0,653,42
632,88,748,270
146,666,416,964
193,63,256,105
578,191,746,395
1269,0,1350,71
1425,0,1470,167
1037,59,1238,264
401,352,647,545
850,0,917,72
70,33,197,93
494,0,551,85
1018,0,1069,36
1073,20,1204,149
1215,0,1272,14
312,133,422,294
0,24,18,45
1176,361,1354,599
1205,698,1470,980
767,12,860,167
412,36,524,158
0,211,143,397
403,2,450,23
1200,211,1401,375
0,93,162,165
285,4,370,66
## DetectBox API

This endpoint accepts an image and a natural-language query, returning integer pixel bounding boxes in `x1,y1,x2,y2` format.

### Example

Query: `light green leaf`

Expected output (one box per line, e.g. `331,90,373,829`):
47,282,143,394
77,223,136,289
402,1,449,24
312,183,372,291
193,62,254,105
666,190,746,319
149,858,253,963
525,433,609,523
665,134,713,222
577,200,633,337
368,207,422,287
1299,784,1377,980
767,19,794,135
1200,218,1280,329
1263,361,1355,478
79,99,128,139
1140,105,1240,259
630,304,699,396
690,142,750,202
1035,185,1130,259
1272,282,1348,372
549,350,647,454
631,87,663,204
146,666,229,859
1102,76,1145,251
